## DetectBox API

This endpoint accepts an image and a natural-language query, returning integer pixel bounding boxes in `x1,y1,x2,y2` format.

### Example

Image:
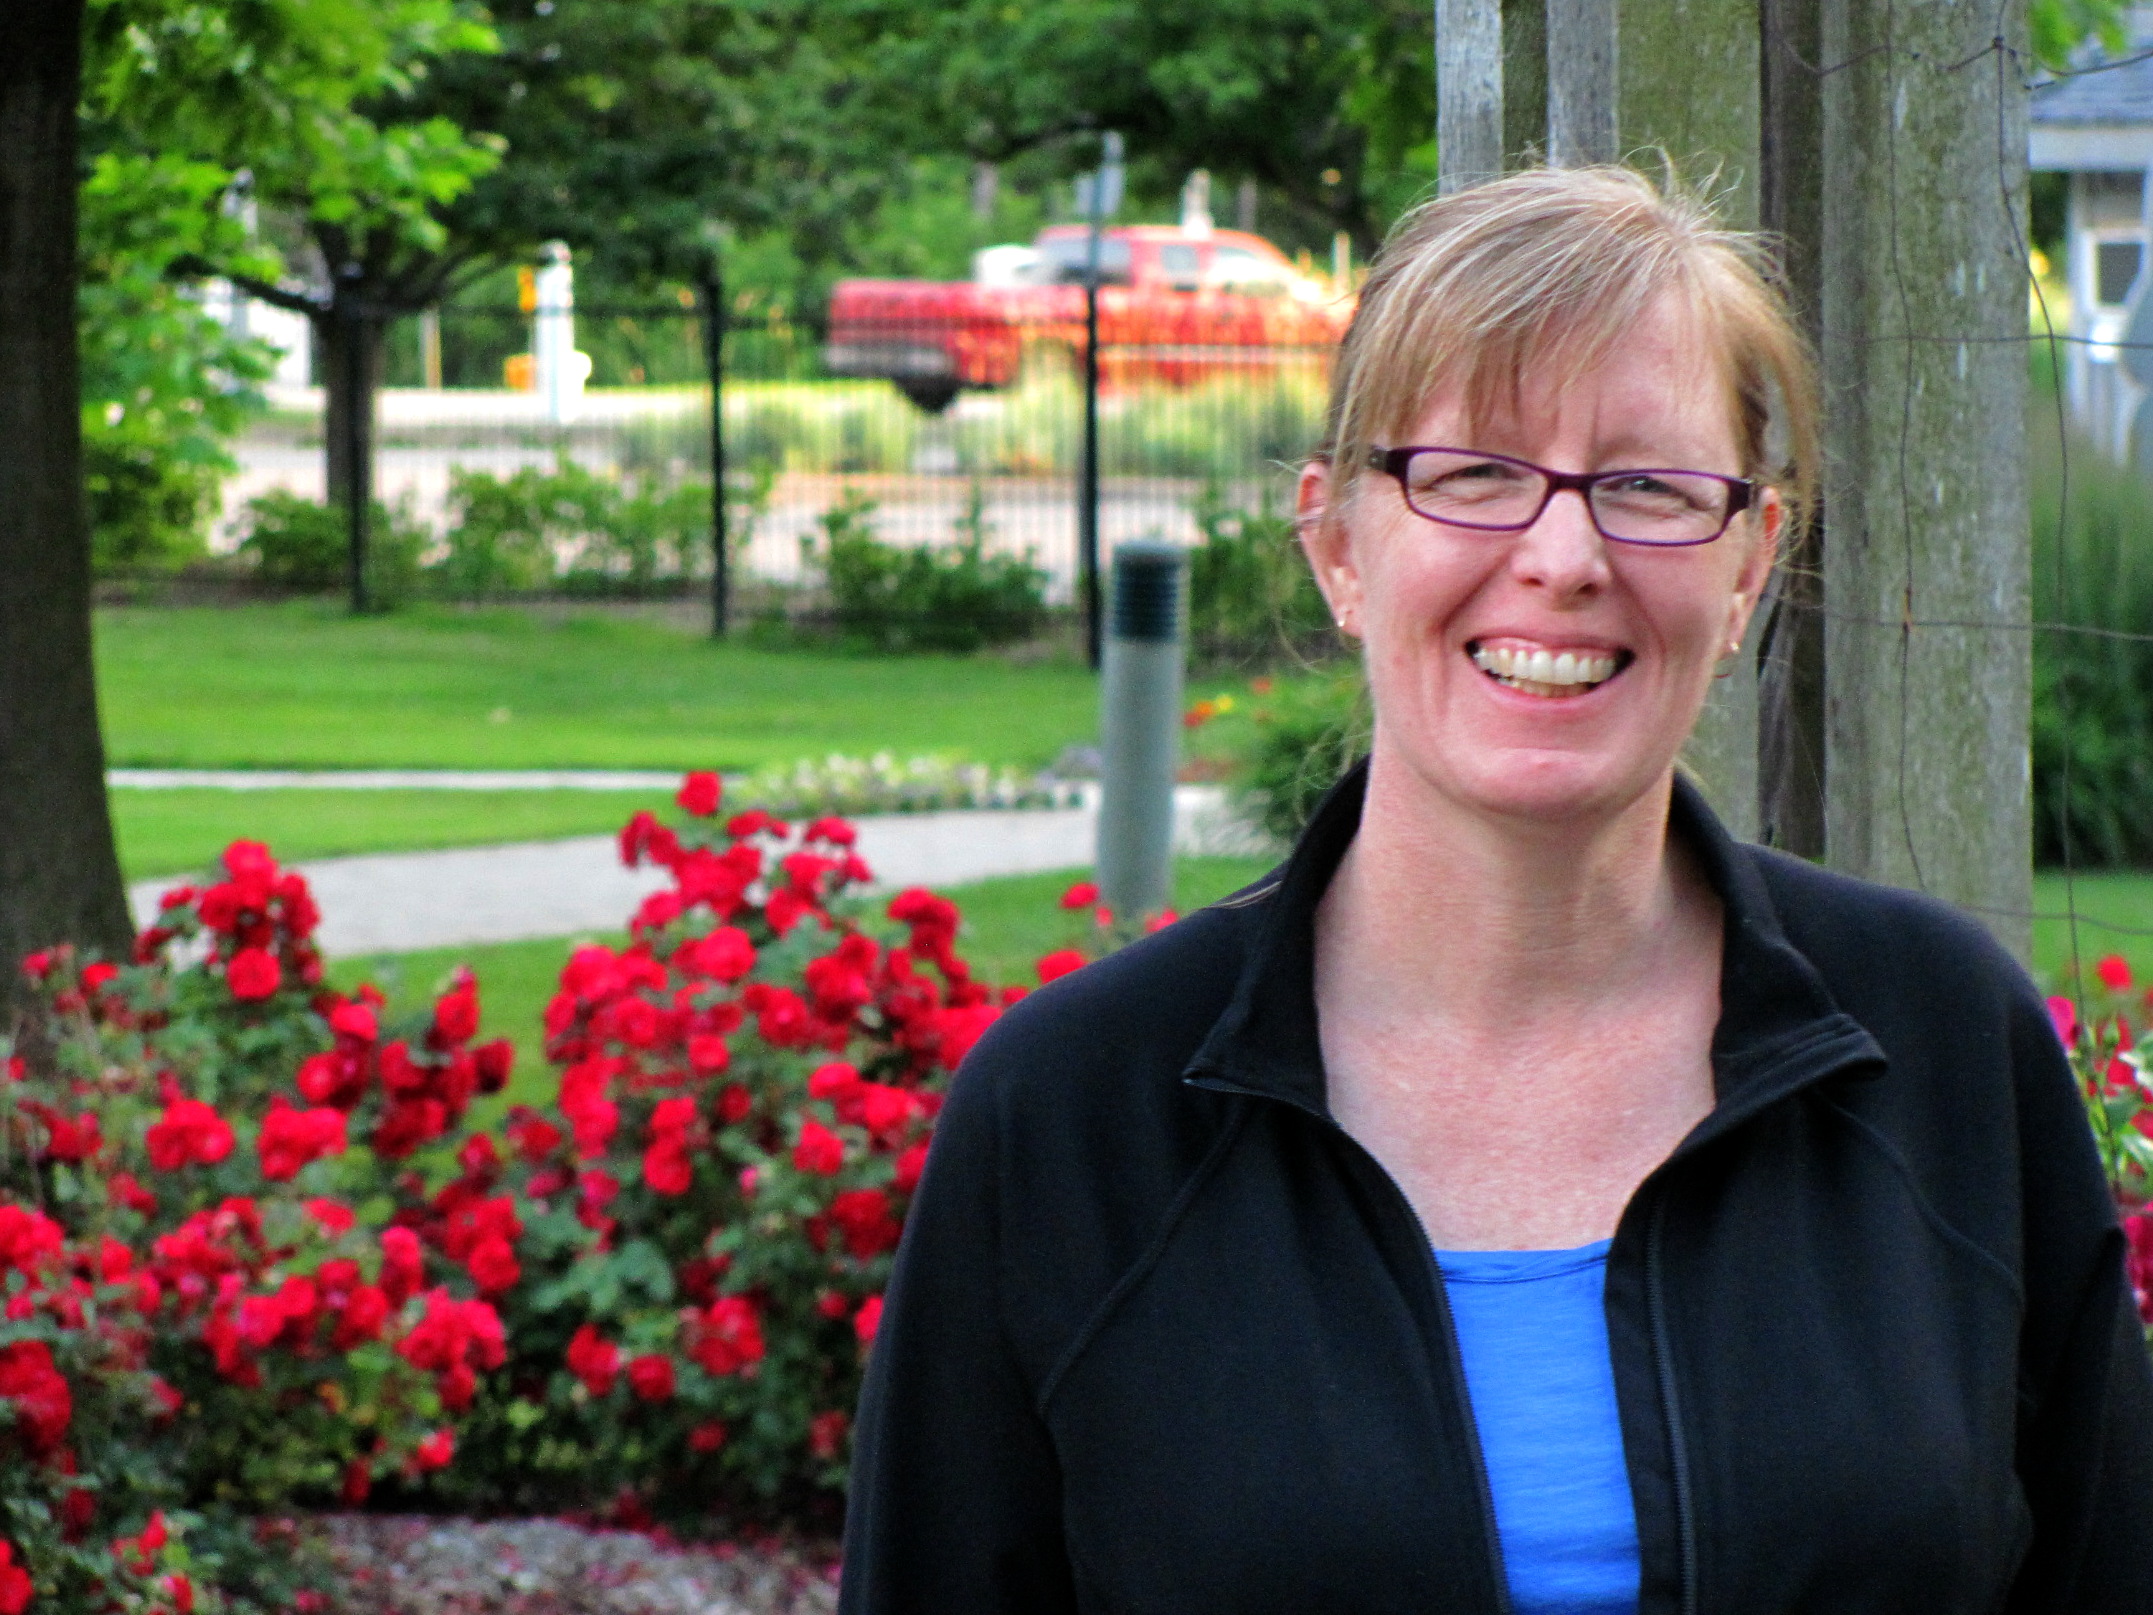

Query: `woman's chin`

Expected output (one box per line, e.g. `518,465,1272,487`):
1408,746,1664,830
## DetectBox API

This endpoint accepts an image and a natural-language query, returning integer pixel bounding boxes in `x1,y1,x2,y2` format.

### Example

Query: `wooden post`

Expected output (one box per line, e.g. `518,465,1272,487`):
1437,0,1504,193
1545,0,1617,166
1817,0,2032,955
1617,0,1764,839
1757,0,1828,857
1501,0,1548,167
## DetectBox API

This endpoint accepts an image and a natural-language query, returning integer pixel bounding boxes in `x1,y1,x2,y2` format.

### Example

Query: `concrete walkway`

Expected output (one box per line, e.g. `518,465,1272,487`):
126,787,1269,958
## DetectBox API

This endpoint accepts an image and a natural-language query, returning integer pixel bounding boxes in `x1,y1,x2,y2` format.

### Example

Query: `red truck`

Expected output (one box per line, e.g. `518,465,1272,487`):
824,224,1353,412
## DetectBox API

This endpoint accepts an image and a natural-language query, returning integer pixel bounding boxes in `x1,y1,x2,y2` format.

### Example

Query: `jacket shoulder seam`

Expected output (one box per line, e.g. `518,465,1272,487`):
1034,1101,1253,1418
1210,880,1280,912
1814,1092,2025,1304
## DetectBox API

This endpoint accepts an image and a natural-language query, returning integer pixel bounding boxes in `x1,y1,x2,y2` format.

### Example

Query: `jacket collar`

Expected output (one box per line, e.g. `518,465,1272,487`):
1185,759,1886,1137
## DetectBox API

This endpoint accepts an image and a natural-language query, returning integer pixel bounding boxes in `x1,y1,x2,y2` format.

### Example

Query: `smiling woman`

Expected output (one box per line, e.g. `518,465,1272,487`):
839,167,2153,1615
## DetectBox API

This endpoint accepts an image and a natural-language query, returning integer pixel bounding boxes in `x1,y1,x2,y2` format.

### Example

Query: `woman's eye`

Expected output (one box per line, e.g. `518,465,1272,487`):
1424,462,1526,495
1600,473,1709,510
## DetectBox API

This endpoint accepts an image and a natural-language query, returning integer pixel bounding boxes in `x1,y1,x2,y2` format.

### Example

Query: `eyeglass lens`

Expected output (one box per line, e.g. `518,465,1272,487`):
1399,449,1736,544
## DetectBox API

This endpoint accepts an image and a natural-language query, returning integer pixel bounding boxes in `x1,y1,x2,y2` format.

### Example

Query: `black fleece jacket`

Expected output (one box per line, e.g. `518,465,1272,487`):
839,766,2153,1614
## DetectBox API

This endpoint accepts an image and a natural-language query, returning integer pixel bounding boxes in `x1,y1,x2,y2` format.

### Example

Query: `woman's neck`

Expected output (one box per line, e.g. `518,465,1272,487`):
1320,750,1707,1031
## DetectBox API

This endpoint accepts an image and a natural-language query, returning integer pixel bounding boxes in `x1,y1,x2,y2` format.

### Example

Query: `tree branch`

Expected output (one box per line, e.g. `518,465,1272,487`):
165,253,326,317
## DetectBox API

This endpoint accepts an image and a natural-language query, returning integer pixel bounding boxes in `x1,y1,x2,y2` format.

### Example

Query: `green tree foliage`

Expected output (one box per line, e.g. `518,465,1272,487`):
76,154,274,570
2030,0,2132,70
76,0,503,559
414,0,909,286
863,0,1436,256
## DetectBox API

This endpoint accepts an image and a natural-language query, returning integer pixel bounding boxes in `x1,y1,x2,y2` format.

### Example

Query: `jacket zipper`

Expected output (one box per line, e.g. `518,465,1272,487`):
1203,1083,1516,1615
1645,1186,1697,1615
1400,1179,1518,1615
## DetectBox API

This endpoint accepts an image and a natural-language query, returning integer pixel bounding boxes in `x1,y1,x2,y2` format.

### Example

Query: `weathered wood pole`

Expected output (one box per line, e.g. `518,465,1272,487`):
1757,0,1828,858
1619,0,1765,840
1817,0,2031,955
1545,0,1618,166
1437,0,1505,193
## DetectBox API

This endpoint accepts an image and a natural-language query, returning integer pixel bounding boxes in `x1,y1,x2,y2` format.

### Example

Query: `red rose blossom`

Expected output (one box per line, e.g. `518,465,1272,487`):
1036,948,1087,984
677,771,723,816
225,946,282,1002
0,1542,31,1615
145,1098,235,1172
566,1323,621,1396
687,1295,764,1376
433,971,481,1043
808,1409,850,1460
0,1340,72,1456
465,1234,521,1294
257,1100,348,1181
793,1119,844,1176
627,1354,676,1402
894,1142,930,1194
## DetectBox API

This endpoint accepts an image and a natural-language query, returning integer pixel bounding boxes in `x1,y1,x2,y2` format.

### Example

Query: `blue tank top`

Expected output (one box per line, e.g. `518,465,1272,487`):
1434,1239,1641,1615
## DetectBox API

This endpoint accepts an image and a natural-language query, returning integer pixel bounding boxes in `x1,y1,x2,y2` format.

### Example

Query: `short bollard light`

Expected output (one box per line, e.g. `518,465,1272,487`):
1097,541,1186,923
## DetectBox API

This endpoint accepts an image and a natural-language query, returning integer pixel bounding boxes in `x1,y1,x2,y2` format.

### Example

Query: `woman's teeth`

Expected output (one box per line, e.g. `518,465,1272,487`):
1469,643,1619,697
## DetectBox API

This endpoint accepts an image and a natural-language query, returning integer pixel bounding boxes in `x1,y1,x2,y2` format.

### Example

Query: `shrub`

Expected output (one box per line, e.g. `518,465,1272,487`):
806,489,1048,654
735,753,1082,818
83,427,218,574
78,150,274,579
0,780,1135,1581
1,845,513,1610
1204,665,1368,845
2043,956,2153,1340
2029,425,2153,866
238,491,426,604
439,458,711,599
1185,483,1331,665
421,775,1022,1526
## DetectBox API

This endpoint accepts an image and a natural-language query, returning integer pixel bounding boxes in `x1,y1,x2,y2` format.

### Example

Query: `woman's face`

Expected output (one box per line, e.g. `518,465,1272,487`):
1300,295,1781,830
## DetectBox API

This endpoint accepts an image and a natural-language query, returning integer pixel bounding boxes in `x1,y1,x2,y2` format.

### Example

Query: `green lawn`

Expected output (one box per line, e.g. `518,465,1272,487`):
108,780,1273,889
95,601,1135,773
115,787,670,882
326,855,1276,1118
2032,870,2153,990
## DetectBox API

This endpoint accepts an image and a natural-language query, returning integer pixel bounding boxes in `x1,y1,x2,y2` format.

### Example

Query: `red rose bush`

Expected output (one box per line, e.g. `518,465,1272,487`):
440,770,1020,1526
1,842,514,1610
0,771,1118,1598
2050,955,2153,1338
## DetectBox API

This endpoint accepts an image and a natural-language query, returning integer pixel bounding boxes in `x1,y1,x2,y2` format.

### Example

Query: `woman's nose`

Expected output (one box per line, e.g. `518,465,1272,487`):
1508,486,1612,599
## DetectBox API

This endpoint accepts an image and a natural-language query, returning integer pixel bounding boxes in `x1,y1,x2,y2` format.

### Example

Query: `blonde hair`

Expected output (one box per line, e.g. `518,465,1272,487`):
1320,165,1817,535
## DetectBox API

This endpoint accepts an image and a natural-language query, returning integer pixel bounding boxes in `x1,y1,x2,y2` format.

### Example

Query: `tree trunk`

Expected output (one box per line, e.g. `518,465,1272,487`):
321,300,386,514
0,0,133,1007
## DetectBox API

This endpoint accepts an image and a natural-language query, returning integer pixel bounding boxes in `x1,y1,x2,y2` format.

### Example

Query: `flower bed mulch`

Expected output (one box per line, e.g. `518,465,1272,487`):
321,1515,840,1615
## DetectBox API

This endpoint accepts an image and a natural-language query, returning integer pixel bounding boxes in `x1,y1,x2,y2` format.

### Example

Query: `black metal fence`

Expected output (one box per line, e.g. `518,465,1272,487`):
216,296,1337,663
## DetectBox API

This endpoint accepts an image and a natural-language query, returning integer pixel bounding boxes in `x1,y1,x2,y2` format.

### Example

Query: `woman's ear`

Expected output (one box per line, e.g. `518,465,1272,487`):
1723,486,1783,652
1298,459,1362,637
